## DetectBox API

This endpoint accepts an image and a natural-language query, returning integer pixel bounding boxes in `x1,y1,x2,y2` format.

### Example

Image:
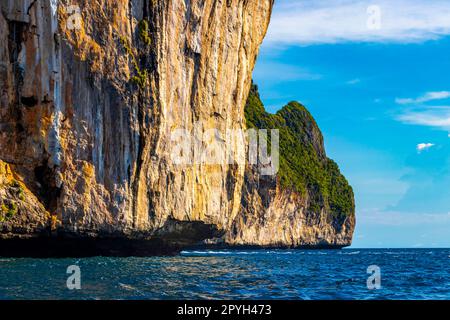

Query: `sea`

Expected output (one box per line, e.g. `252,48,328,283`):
0,248,449,300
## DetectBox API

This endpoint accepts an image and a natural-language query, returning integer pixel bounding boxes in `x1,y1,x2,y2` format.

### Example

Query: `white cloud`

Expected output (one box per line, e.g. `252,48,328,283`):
396,91,450,105
264,0,450,46
253,62,322,83
395,92,450,130
397,106,450,130
359,208,450,226
346,78,361,85
416,143,435,153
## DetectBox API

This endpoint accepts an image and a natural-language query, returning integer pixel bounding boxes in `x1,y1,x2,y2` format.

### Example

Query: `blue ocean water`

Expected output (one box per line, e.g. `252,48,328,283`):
0,249,449,300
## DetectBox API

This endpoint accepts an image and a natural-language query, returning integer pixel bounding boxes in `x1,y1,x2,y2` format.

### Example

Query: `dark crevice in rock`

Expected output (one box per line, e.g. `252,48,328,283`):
226,165,238,202
34,158,61,213
54,32,60,53
211,111,225,119
26,0,38,16
15,122,25,134
153,218,224,246
7,20,27,107
20,95,38,107
129,3,159,228
0,218,223,257
143,0,149,19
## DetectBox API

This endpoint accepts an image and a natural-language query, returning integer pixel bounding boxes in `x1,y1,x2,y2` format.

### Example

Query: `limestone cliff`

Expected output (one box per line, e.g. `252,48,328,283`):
0,0,273,250
223,85,355,248
0,0,354,256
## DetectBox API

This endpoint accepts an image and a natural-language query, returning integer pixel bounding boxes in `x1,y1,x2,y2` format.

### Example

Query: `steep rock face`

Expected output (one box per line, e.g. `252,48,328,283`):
0,160,50,238
0,0,355,254
0,0,273,246
225,85,355,248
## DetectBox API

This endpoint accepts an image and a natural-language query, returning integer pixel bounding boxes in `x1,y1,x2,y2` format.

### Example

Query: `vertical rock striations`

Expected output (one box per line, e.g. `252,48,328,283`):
0,0,274,251
0,0,354,255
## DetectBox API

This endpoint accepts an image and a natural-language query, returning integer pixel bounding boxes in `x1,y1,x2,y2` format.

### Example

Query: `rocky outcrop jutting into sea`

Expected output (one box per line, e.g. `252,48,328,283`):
0,0,354,256
224,85,355,248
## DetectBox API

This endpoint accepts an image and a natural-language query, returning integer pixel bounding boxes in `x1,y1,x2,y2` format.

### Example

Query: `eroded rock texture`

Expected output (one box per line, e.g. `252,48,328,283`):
0,0,273,247
0,0,354,254
224,85,355,248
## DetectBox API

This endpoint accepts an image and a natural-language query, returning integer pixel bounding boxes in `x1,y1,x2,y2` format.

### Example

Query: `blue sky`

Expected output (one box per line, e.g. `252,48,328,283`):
253,0,450,248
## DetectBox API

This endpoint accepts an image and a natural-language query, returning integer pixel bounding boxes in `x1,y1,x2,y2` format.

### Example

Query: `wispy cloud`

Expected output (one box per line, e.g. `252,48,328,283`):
359,208,450,226
395,91,450,130
397,106,450,130
417,143,435,153
346,78,361,85
265,0,450,46
396,91,450,105
253,62,322,84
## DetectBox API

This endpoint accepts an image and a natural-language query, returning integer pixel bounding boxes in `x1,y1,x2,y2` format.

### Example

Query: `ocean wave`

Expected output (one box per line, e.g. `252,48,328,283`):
181,250,296,256
119,283,138,291
383,251,415,255
182,250,254,255
340,251,360,255
1,249,449,300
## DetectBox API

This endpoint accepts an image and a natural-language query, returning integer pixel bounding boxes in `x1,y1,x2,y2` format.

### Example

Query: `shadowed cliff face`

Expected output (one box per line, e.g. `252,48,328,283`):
0,0,274,246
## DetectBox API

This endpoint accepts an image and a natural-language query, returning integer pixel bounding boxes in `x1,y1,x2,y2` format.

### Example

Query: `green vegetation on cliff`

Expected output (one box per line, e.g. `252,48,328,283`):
245,84,354,218
138,20,152,46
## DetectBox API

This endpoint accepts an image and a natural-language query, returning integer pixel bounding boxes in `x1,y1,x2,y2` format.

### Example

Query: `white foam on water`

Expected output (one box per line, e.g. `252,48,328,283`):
182,251,234,255
305,251,328,255
119,283,137,291
181,250,297,256
341,251,360,255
